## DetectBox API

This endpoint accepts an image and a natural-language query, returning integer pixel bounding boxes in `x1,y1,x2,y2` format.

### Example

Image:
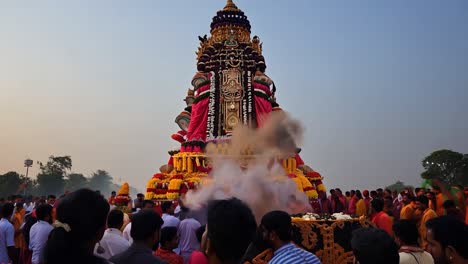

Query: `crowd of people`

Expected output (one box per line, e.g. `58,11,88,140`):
0,185,467,264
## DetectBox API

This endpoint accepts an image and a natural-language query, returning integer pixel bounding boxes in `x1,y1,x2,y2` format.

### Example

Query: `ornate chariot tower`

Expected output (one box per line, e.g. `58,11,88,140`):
146,0,325,201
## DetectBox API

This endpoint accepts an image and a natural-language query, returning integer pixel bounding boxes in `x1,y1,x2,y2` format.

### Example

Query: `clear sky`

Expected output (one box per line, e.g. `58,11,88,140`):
1,0,467,193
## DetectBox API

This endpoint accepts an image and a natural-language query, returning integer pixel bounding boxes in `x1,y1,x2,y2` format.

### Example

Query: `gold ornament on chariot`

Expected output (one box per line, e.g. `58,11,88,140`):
227,114,239,127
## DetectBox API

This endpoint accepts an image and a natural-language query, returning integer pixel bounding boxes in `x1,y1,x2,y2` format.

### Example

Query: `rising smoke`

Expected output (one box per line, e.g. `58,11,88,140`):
183,111,310,222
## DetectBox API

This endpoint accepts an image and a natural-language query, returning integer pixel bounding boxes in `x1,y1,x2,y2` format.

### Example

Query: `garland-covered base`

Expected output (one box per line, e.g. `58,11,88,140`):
145,144,326,200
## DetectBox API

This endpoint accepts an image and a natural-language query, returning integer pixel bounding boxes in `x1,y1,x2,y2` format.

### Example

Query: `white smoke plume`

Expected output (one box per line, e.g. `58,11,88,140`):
183,112,310,222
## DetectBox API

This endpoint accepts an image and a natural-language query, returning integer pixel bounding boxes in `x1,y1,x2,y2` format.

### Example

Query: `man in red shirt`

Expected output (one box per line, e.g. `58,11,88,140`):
370,198,393,236
154,226,183,264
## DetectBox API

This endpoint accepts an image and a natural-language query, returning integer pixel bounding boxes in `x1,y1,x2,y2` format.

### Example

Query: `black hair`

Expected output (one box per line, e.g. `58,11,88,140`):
1,203,14,218
442,199,456,209
345,191,351,197
107,210,124,229
23,214,37,247
141,200,155,208
47,195,56,200
371,198,384,212
261,210,292,242
43,189,110,264
207,198,257,263
393,220,419,246
426,216,468,259
196,225,206,243
36,204,53,221
416,195,429,207
370,190,377,196
329,189,335,194
355,190,363,200
161,201,173,213
137,193,144,198
351,228,399,264
160,226,178,246
130,210,163,241
111,191,116,195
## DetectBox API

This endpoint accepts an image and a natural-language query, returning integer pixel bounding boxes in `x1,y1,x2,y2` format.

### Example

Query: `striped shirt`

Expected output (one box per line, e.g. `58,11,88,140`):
268,243,321,264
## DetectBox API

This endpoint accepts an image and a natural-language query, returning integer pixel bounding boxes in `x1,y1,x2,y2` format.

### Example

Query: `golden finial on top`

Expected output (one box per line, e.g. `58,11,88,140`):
223,0,239,11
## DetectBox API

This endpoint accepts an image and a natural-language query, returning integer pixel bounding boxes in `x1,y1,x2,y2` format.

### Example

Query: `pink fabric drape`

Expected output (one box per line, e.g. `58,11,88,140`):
254,96,272,127
187,97,209,141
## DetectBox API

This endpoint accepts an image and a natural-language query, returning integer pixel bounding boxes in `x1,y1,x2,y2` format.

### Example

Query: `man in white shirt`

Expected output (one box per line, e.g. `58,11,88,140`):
29,204,54,264
0,203,16,264
94,210,130,260
161,201,180,228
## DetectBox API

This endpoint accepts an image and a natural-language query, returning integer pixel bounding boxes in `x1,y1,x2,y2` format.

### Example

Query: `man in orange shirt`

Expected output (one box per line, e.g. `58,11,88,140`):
400,192,415,220
370,198,393,236
415,195,437,249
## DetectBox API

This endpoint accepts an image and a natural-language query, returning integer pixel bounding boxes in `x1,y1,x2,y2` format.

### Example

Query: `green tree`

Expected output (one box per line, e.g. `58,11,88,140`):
65,173,88,191
36,155,72,195
0,171,22,196
88,170,113,194
421,149,467,186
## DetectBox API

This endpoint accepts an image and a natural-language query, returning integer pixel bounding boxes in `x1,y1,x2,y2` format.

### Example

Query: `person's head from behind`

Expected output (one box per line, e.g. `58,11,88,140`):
345,191,351,197
432,186,441,195
107,209,124,230
414,188,424,196
204,198,257,264
160,226,179,250
260,210,292,250
44,189,110,264
15,195,24,209
130,210,163,249
393,220,419,247
141,200,155,210
442,200,456,211
137,193,144,201
371,198,384,213
426,191,435,201
351,227,399,264
329,189,336,196
161,201,175,215
363,190,369,198
377,188,384,197
36,204,53,224
416,195,429,211
47,194,56,206
370,190,378,199
383,189,391,197
111,191,116,197
1,203,14,219
426,216,468,264
355,190,363,200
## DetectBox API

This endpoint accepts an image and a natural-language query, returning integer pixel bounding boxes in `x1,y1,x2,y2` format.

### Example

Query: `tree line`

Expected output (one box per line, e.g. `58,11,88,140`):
0,155,138,197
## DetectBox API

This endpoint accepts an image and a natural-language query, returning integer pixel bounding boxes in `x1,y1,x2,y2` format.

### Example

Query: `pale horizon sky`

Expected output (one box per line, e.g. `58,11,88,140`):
1,0,467,193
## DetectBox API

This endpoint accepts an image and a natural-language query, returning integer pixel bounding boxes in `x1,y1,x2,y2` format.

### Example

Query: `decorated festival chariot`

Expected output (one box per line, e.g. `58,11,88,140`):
145,0,325,202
